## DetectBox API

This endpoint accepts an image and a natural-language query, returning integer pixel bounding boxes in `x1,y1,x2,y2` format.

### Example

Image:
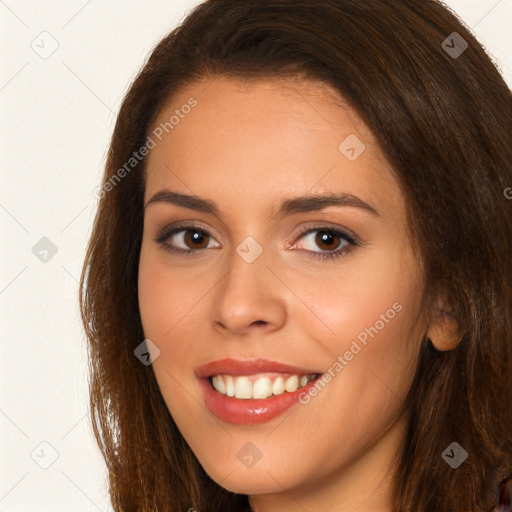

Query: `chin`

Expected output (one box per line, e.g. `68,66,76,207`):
209,467,293,495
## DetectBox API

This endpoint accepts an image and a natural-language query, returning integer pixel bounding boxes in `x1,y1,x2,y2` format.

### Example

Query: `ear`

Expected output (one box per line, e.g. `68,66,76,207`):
426,292,462,351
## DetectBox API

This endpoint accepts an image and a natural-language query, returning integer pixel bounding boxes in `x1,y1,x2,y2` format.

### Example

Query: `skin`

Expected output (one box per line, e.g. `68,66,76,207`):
137,76,450,512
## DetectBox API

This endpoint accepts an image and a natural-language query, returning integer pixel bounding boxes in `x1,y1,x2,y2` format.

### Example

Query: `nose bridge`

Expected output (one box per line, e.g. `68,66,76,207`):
222,233,270,302
235,233,266,266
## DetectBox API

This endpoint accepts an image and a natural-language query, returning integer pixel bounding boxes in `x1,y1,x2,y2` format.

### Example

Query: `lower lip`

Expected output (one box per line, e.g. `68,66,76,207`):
199,377,320,425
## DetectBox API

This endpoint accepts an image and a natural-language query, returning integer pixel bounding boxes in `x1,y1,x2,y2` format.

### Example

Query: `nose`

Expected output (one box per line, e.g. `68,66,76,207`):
210,243,287,336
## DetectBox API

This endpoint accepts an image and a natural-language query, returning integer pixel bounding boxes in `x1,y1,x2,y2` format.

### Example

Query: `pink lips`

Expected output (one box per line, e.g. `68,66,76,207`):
195,358,322,425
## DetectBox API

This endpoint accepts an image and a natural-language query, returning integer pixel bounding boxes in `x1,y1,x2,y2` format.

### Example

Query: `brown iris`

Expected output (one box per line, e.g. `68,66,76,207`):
183,229,209,249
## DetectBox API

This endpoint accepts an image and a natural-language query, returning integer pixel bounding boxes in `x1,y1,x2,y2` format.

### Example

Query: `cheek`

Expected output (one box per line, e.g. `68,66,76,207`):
298,248,423,406
138,258,169,341
302,247,419,349
138,254,203,419
137,250,215,403
138,250,206,340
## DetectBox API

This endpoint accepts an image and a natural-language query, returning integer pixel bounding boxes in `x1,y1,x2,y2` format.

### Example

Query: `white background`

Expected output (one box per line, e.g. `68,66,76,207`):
0,1,510,510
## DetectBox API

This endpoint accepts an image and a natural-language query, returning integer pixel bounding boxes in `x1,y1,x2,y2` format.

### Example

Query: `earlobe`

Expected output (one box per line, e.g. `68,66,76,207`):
426,315,462,351
425,294,463,351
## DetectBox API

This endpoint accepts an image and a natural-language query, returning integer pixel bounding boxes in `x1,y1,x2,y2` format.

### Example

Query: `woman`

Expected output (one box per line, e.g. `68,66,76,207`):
79,1,512,511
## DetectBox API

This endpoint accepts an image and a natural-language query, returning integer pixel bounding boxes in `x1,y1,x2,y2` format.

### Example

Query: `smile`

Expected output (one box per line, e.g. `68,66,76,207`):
196,358,323,425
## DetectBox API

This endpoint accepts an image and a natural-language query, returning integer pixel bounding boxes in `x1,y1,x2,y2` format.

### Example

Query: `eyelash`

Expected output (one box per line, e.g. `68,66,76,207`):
155,221,358,260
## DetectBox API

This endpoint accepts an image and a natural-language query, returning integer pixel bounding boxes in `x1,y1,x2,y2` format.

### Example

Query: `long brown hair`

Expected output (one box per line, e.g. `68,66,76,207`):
79,1,512,510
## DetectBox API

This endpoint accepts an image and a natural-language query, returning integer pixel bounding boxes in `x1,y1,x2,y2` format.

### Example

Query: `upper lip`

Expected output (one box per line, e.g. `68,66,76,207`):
195,358,321,378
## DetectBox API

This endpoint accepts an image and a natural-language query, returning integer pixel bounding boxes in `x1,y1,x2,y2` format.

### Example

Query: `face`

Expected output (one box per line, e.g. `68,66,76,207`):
138,76,428,506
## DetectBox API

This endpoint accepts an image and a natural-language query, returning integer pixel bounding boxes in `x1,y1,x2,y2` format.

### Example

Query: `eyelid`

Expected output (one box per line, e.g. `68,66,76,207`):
290,221,359,245
157,220,221,241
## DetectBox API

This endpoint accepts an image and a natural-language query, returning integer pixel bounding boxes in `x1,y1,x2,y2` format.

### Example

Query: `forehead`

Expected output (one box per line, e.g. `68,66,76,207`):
144,76,403,222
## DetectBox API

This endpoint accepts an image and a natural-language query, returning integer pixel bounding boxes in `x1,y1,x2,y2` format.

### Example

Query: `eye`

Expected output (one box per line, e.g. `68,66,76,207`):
155,222,220,256
290,225,358,260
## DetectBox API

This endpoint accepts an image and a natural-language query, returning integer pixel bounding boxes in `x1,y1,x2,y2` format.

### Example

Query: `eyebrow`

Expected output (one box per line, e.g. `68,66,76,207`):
144,189,381,218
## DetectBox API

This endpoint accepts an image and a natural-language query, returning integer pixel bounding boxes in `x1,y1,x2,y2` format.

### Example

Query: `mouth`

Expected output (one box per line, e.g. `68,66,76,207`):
196,358,324,425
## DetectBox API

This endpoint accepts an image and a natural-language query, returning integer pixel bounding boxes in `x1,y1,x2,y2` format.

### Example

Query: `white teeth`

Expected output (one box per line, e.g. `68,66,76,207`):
225,375,235,397
234,376,252,399
272,376,285,395
213,375,226,394
210,373,317,399
252,377,272,399
284,375,299,392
